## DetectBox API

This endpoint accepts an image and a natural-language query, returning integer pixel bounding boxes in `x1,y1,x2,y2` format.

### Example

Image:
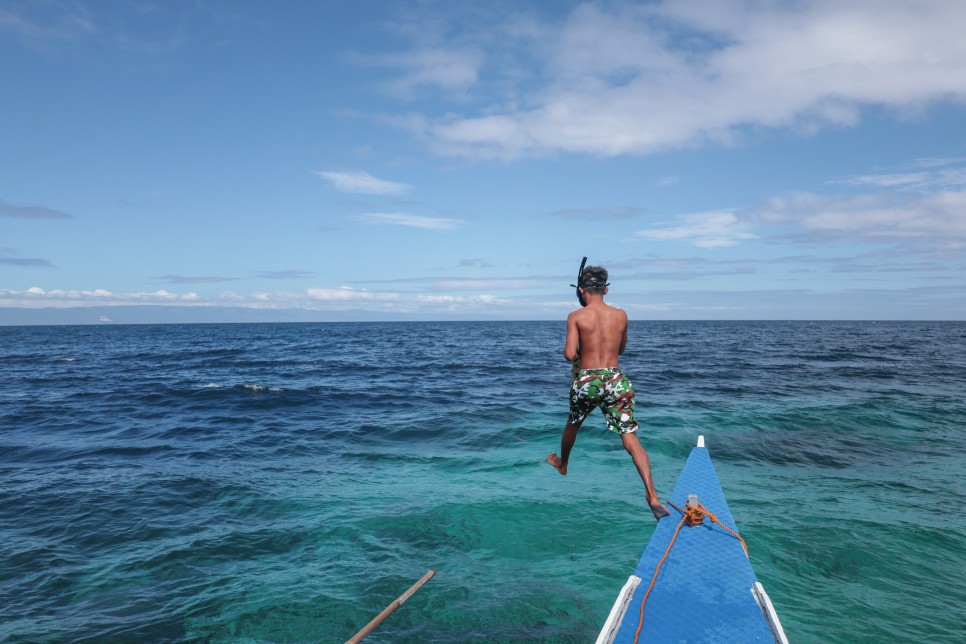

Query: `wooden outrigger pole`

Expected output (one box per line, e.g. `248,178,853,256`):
345,570,436,643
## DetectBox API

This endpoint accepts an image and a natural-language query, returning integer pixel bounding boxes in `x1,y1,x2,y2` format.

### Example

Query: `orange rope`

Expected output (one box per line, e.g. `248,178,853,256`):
632,500,749,643
632,510,688,643
667,499,748,557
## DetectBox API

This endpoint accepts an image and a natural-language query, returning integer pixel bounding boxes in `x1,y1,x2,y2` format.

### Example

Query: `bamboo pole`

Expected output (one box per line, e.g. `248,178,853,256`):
345,570,436,643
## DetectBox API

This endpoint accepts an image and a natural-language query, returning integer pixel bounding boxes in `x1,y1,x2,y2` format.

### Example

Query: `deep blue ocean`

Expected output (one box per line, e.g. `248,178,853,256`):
1,321,964,643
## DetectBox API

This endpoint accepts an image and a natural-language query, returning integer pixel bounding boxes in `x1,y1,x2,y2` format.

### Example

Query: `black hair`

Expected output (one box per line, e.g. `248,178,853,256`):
580,265,609,294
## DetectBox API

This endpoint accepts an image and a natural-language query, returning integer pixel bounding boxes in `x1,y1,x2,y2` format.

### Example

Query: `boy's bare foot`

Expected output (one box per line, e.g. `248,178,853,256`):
546,452,567,476
648,498,671,520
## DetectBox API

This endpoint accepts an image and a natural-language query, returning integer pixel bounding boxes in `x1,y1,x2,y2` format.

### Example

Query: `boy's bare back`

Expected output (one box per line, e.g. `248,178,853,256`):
564,300,628,369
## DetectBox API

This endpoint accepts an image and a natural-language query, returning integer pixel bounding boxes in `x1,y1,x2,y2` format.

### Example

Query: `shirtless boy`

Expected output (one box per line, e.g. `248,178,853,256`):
547,265,670,520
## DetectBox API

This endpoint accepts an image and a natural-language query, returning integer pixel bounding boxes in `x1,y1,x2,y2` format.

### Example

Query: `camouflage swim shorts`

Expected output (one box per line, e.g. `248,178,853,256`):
569,367,639,434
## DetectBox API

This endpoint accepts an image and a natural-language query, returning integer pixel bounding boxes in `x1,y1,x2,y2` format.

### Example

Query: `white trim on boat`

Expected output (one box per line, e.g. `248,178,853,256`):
697,435,705,447
751,582,790,644
596,575,641,644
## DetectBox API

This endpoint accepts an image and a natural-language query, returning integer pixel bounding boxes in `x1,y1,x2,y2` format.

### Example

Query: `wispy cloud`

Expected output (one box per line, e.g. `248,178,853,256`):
0,5,94,43
456,258,492,268
356,212,464,230
0,2,232,57
258,270,318,280
371,47,484,100
306,287,401,302
314,170,411,195
415,293,501,303
0,200,73,219
0,284,506,316
834,172,934,189
427,258,497,271
381,1,966,160
614,255,758,281
414,294,505,310
547,206,646,220
0,257,55,267
353,274,544,291
155,272,319,285
350,6,487,101
0,248,56,267
157,275,238,284
636,210,756,248
754,190,966,252
0,287,200,307
832,157,966,191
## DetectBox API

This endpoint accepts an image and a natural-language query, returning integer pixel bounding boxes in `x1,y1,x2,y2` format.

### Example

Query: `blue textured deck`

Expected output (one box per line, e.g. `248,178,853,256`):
611,446,774,642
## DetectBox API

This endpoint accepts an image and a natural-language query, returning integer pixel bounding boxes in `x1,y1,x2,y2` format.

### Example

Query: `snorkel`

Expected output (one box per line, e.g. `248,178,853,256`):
571,257,588,307
569,257,588,377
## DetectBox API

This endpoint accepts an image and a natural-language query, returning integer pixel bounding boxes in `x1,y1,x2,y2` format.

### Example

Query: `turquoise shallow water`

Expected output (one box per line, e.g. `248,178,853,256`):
1,321,964,642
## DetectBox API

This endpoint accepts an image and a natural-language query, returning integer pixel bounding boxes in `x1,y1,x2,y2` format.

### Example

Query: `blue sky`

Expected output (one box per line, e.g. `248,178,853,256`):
2,0,965,323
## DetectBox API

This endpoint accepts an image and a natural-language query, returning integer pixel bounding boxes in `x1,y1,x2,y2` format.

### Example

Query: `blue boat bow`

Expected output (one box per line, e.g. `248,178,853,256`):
598,436,789,643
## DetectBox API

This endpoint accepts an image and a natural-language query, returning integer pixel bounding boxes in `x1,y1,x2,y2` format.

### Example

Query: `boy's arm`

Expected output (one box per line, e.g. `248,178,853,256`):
618,315,628,355
564,311,580,361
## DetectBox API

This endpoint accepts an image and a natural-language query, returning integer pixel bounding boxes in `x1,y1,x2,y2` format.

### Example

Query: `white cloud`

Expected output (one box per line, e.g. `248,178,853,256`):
834,164,966,191
412,293,508,314
353,275,540,290
416,294,503,303
351,9,486,101
755,189,966,251
636,210,757,248
384,1,966,159
356,212,464,230
1,286,404,310
835,172,934,188
382,47,483,99
314,170,411,195
306,287,401,302
0,287,202,308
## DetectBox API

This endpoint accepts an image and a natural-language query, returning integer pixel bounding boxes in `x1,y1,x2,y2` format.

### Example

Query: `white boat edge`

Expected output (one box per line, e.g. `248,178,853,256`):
752,581,790,644
596,574,641,644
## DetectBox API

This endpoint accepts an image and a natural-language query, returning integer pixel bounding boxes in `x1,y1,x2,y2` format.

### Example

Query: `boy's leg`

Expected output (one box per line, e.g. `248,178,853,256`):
547,418,582,475
620,432,670,520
